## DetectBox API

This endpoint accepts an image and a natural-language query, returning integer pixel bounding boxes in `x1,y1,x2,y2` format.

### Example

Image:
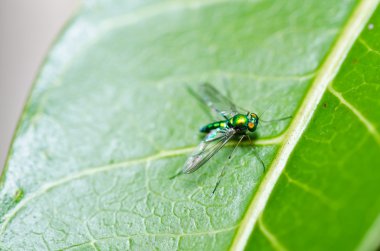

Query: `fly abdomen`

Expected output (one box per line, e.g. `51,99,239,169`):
200,121,228,133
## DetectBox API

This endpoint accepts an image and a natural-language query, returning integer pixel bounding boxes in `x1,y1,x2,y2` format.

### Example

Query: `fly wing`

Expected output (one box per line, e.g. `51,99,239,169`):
182,128,236,174
199,83,239,119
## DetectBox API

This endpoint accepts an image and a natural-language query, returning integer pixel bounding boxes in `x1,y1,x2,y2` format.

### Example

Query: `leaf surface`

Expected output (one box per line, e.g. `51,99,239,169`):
1,0,379,250
245,5,380,250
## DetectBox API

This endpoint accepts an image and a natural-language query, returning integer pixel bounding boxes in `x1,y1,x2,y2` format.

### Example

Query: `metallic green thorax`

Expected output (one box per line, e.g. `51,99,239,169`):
200,113,259,134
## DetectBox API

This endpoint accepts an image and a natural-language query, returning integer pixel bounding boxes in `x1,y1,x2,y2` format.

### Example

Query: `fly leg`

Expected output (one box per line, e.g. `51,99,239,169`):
169,171,183,180
246,135,266,172
211,135,245,195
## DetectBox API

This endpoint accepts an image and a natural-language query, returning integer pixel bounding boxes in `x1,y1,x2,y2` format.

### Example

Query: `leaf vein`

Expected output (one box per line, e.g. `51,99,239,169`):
328,85,380,144
358,37,380,56
0,137,282,235
283,172,338,209
229,0,379,249
61,225,238,250
258,216,287,251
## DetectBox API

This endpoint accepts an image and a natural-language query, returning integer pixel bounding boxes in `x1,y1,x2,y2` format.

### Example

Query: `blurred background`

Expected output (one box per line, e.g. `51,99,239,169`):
0,0,78,172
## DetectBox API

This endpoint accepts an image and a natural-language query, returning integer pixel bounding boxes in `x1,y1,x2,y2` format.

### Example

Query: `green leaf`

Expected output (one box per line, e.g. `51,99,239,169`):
0,0,379,250
245,4,380,251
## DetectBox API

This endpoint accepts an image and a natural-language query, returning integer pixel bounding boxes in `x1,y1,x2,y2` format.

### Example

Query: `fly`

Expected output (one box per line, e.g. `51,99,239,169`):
171,83,290,195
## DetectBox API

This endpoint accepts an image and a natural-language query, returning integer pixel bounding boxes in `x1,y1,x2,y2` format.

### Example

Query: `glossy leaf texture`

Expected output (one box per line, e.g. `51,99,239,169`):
0,0,379,250
246,6,380,251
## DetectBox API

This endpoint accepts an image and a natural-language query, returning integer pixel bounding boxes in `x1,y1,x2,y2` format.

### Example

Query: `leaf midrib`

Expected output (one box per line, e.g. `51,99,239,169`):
229,0,380,250
2,0,378,249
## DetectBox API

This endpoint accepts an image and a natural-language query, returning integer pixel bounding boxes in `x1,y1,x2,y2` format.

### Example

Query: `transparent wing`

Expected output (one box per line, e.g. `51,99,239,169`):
198,83,239,119
182,127,236,174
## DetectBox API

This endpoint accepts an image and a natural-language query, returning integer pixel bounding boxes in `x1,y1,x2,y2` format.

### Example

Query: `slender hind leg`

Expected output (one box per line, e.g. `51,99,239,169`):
211,135,245,195
246,135,266,172
169,171,183,180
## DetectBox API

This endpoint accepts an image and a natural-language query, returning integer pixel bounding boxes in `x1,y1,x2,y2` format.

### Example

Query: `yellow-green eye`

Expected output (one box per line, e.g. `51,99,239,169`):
248,122,255,129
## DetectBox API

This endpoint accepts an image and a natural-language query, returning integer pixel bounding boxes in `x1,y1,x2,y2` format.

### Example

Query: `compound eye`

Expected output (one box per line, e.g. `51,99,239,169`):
251,113,257,119
248,122,255,130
